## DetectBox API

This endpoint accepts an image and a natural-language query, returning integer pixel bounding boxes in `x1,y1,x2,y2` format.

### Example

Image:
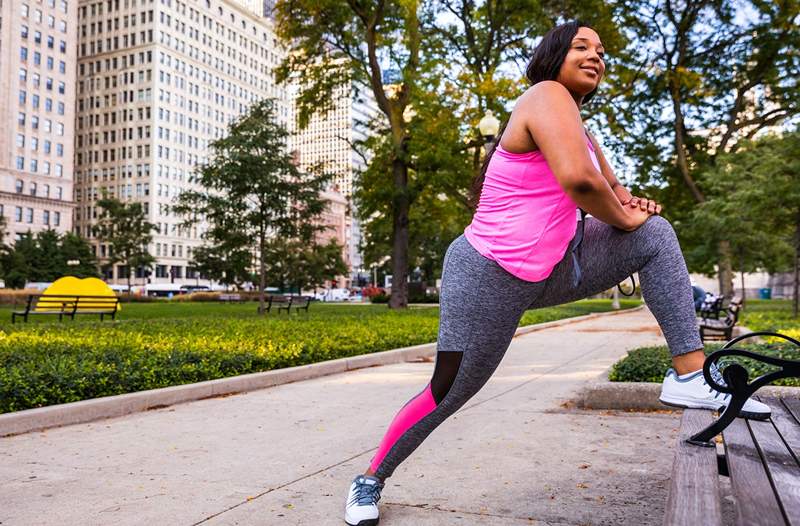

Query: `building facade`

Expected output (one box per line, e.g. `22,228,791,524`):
291,74,379,287
0,0,78,240
74,0,289,285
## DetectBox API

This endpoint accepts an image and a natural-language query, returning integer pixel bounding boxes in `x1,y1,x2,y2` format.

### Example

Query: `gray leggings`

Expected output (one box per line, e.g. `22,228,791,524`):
369,215,702,480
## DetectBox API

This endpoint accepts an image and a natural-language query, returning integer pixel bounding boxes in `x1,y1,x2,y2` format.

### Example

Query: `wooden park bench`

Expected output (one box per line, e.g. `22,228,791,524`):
699,294,725,320
12,294,120,323
263,295,311,315
699,296,742,342
664,332,800,525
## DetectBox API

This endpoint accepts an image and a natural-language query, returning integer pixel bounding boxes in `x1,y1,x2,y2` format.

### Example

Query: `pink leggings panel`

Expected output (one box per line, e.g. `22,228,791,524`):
369,384,437,473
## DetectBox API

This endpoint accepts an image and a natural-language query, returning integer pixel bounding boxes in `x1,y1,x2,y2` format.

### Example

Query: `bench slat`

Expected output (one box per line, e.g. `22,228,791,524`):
747,416,800,524
764,399,800,467
724,417,787,526
664,409,722,526
783,398,800,427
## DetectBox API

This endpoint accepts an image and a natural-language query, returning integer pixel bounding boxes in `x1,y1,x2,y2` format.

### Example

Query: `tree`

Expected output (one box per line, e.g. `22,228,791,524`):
94,197,157,292
0,230,99,287
689,131,800,316
265,237,348,293
601,0,800,297
174,99,333,314
275,0,422,308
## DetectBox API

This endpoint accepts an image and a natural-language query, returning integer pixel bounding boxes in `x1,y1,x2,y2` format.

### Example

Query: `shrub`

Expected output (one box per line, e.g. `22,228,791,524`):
609,343,800,386
370,293,390,304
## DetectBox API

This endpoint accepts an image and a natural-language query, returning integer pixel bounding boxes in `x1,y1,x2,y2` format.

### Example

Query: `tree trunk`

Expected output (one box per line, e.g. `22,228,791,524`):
611,286,620,310
389,157,409,309
258,233,266,314
670,76,737,300
717,239,735,299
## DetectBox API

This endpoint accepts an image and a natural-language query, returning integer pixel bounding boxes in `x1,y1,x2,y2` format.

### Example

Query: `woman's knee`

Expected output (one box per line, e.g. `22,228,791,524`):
641,215,678,243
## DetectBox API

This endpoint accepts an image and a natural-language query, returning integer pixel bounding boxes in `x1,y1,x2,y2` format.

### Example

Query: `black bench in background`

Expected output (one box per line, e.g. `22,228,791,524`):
699,294,725,320
699,296,742,342
12,294,120,323
262,295,311,315
664,332,800,525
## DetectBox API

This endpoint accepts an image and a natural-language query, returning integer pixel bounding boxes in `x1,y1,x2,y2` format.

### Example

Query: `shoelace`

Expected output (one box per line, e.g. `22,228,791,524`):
703,362,731,401
350,478,383,507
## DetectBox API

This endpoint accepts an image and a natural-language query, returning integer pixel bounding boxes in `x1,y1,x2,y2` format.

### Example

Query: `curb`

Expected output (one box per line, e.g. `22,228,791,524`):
0,305,643,438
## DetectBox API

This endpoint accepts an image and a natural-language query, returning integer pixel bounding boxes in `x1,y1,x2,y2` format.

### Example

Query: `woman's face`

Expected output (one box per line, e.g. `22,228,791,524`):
556,26,605,101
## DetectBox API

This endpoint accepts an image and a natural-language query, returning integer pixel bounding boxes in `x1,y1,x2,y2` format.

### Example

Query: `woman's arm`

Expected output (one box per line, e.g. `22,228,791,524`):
585,129,662,214
584,130,632,204
518,82,649,231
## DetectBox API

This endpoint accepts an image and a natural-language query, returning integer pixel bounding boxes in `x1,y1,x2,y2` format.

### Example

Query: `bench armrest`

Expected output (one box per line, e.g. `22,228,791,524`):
688,331,800,446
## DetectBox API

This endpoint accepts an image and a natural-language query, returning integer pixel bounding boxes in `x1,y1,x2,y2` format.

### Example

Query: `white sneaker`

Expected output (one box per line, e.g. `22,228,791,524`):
659,364,771,420
344,474,383,526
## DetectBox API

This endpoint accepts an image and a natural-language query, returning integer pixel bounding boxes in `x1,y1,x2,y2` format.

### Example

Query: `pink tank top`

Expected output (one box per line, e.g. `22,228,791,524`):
464,138,601,282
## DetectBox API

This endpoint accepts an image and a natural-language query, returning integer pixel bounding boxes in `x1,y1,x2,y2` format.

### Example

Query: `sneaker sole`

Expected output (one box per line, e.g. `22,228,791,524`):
659,396,770,421
344,519,378,526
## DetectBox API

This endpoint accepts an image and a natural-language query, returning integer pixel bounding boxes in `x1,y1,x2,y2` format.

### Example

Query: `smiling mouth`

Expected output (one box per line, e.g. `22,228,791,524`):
580,67,599,76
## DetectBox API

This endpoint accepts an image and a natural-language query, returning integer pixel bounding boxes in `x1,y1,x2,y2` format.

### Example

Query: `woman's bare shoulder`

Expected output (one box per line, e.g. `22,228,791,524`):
514,81,574,115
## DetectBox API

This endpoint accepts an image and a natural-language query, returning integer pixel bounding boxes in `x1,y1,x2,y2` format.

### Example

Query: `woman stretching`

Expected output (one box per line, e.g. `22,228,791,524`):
344,20,770,526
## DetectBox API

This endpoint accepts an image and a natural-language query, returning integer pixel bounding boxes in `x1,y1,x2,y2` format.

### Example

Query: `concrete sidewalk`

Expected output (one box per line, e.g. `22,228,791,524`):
1,307,684,526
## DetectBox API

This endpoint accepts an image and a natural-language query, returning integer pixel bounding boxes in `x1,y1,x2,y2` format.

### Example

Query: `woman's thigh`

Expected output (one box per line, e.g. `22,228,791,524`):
529,215,674,309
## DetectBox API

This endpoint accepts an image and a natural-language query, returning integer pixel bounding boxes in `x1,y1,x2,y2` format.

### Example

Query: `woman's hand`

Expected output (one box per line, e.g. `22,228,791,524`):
623,196,662,215
622,205,654,232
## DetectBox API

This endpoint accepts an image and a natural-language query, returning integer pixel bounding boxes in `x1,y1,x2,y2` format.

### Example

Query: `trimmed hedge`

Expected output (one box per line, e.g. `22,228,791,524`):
0,300,639,413
609,343,800,386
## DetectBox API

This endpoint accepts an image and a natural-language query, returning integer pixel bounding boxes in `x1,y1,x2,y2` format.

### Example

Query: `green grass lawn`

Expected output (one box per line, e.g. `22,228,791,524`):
0,298,640,413
609,298,799,385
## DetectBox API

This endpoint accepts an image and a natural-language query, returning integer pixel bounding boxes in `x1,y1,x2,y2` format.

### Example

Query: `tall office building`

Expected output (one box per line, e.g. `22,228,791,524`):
74,0,289,285
0,0,78,240
291,73,379,286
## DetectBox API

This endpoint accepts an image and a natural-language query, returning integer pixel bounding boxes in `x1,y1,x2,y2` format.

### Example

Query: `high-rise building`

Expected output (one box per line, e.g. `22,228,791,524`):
74,0,289,285
0,0,78,240
291,74,379,288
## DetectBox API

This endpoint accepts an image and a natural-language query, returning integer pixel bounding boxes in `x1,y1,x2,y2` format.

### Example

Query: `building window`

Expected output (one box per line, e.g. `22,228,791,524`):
47,36,54,49
18,91,26,105
32,95,39,109
34,31,41,44
25,208,34,224
58,82,65,95
30,182,37,197
56,187,63,199
31,137,38,151
30,159,38,173
15,180,24,193
14,207,23,222
44,140,51,153
20,47,28,61
18,112,26,126
21,26,29,39
43,210,50,225
54,211,61,226
43,184,50,198
55,165,63,177
60,40,66,53
16,134,25,148
19,68,27,83
32,116,39,129
15,157,24,171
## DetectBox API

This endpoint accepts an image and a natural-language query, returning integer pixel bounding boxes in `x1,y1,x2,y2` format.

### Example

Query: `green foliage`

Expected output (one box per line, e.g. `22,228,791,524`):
0,299,638,412
173,99,333,304
609,343,800,386
611,300,800,384
0,230,99,287
94,197,156,288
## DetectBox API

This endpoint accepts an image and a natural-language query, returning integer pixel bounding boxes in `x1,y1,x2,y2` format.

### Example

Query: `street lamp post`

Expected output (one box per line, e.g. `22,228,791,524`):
478,110,500,154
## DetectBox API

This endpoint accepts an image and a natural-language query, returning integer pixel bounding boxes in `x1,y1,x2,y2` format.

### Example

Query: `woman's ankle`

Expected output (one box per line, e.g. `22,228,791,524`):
671,349,705,375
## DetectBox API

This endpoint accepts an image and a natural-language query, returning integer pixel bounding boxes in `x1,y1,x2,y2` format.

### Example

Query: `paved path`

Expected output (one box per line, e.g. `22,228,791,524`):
1,307,684,526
